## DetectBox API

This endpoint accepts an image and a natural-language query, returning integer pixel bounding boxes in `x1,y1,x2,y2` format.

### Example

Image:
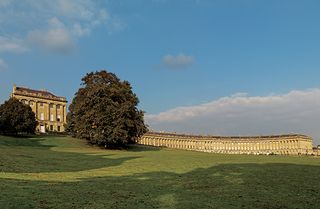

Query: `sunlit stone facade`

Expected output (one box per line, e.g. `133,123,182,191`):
139,132,317,155
11,85,67,133
313,146,320,156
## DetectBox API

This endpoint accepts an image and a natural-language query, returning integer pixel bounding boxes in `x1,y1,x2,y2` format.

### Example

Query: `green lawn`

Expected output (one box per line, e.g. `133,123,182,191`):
0,135,320,209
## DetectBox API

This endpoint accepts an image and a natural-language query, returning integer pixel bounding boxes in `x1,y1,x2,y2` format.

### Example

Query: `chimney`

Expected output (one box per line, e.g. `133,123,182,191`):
11,84,17,99
12,84,16,92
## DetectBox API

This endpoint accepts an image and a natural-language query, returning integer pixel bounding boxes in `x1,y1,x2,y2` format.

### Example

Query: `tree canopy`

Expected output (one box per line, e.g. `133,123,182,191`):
0,98,38,135
67,70,147,148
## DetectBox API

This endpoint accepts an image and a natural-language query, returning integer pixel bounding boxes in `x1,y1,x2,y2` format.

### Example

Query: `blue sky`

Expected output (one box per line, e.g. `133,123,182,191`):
1,0,320,143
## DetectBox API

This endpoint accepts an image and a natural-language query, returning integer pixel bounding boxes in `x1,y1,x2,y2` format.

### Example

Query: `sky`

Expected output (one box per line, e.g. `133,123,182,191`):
0,0,320,144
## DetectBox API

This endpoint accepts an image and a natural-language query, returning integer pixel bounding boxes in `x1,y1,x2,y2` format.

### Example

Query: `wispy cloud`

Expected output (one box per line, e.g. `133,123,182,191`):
0,58,8,70
27,17,74,53
162,53,195,70
0,0,108,24
72,23,91,37
0,36,27,53
0,0,119,53
146,89,320,144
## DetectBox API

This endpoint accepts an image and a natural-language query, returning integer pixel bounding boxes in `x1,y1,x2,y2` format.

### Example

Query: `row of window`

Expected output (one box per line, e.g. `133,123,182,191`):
39,124,62,132
21,99,63,109
49,125,61,132
39,113,62,122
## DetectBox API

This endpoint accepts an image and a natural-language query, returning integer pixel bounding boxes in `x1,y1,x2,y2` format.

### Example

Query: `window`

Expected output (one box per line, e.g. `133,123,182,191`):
57,126,60,132
40,125,45,133
57,105,61,109
57,115,61,122
40,102,44,107
49,104,53,108
21,99,28,105
50,114,54,121
50,125,53,131
40,113,44,120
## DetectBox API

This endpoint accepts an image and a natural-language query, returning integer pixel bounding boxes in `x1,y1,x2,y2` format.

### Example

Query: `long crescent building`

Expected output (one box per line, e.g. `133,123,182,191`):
139,132,319,156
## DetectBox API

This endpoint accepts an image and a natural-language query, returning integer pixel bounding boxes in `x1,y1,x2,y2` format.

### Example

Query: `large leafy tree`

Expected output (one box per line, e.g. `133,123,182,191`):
67,70,147,148
0,98,37,135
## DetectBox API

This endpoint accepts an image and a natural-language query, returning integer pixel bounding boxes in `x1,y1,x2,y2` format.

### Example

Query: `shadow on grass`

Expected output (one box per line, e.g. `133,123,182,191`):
0,135,140,173
126,144,161,152
1,163,320,209
0,135,53,148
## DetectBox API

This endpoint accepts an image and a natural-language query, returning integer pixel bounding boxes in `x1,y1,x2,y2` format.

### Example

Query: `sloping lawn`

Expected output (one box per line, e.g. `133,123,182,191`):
0,135,320,209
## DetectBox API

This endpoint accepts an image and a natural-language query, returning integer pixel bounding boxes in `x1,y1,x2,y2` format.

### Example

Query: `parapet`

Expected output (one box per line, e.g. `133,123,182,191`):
12,86,67,102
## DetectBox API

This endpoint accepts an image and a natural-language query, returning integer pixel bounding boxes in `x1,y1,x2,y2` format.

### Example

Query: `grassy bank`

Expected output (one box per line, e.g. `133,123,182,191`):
0,135,319,209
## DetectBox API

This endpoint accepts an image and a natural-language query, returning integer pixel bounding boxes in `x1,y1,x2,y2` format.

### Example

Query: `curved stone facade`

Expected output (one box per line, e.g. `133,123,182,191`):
138,132,316,155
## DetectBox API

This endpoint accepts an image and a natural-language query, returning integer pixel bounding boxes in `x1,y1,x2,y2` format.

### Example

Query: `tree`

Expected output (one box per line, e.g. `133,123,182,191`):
0,98,37,135
67,70,147,148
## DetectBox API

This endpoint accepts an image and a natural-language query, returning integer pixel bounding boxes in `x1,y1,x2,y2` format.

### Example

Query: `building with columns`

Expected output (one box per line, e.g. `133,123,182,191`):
139,132,319,156
11,85,67,133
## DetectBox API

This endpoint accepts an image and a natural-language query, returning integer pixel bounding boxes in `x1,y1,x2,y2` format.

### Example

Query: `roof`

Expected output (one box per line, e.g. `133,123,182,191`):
143,131,313,141
13,86,67,102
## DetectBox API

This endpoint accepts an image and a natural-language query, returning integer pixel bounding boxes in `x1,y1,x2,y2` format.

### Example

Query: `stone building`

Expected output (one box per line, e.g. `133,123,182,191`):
138,132,317,156
11,85,67,133
313,145,320,156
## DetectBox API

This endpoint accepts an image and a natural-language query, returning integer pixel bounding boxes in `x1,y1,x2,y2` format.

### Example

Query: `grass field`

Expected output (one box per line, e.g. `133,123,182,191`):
0,135,320,209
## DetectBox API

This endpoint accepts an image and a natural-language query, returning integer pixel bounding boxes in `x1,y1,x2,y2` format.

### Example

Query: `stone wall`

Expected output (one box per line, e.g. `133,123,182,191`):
11,85,67,133
138,132,316,155
313,146,320,156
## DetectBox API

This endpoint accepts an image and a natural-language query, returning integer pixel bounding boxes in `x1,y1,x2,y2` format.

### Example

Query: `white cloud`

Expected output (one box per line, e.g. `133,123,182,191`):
27,17,74,53
0,58,8,70
20,0,99,21
0,36,27,53
0,1,111,30
91,9,109,26
0,1,117,53
72,23,91,37
53,0,95,20
163,54,195,69
48,17,64,28
146,89,320,144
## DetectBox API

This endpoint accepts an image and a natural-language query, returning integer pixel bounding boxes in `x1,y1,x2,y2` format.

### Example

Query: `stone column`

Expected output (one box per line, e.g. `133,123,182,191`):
62,105,67,123
35,101,38,120
55,105,58,122
48,103,51,122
